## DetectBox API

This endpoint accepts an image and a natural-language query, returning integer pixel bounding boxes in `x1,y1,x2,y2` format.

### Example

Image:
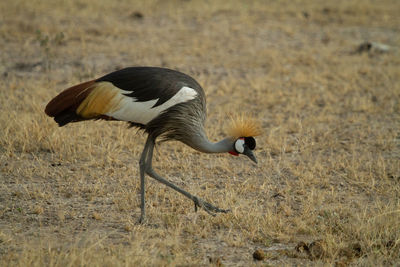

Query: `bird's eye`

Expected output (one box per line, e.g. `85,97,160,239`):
245,137,256,150
234,139,245,153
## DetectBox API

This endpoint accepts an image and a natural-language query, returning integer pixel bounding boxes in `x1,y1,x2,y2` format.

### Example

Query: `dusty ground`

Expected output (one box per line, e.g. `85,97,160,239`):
1,0,399,266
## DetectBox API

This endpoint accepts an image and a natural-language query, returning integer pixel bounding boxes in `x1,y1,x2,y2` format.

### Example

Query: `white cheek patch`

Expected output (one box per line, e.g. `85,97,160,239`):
235,139,245,154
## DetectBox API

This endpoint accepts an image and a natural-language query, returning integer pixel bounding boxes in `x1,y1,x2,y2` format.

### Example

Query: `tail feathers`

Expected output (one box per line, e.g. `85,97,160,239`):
54,111,83,127
45,80,96,126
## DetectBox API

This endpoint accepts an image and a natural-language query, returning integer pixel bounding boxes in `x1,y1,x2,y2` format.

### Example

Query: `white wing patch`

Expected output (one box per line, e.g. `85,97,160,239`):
107,86,198,124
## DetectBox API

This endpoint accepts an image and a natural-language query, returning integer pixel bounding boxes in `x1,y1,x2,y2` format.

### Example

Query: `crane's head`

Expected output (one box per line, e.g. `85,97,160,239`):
227,116,261,164
229,136,258,163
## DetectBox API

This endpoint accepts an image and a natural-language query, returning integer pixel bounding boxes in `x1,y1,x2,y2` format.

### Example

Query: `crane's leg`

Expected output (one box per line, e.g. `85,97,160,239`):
144,138,229,216
138,137,152,223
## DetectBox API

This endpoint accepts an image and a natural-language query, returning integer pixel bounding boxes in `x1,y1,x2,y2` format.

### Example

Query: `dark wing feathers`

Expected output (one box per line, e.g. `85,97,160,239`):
96,67,203,107
45,67,205,128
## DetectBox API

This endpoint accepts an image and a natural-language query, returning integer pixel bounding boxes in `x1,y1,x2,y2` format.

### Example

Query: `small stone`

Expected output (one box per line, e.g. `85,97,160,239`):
129,11,144,20
253,249,265,261
356,41,390,54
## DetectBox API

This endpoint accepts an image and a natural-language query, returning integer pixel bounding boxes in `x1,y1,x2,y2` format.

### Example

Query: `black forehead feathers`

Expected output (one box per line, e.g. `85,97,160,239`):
244,137,256,150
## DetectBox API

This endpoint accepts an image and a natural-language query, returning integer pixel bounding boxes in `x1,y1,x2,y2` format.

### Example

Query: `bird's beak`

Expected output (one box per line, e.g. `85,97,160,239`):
243,146,257,164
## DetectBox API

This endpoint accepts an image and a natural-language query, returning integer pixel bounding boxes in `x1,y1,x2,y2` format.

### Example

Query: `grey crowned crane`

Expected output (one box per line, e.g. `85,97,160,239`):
45,67,261,222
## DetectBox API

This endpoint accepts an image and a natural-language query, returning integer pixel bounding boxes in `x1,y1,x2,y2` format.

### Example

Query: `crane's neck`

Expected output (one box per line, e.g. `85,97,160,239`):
187,133,234,154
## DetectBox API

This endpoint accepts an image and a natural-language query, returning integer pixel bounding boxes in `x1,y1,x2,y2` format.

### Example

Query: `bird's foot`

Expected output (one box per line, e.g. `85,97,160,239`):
193,196,230,216
138,212,146,224
138,217,145,224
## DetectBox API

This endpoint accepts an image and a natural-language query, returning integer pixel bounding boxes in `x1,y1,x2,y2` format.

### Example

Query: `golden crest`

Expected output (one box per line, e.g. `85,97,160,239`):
227,115,261,138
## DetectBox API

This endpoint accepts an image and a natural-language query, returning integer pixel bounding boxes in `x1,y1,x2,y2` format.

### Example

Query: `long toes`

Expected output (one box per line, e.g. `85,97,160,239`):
213,207,230,213
204,203,230,214
193,197,230,215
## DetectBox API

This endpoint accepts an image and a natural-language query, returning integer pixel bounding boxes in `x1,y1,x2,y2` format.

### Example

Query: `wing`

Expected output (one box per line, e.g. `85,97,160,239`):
96,67,203,107
45,67,203,127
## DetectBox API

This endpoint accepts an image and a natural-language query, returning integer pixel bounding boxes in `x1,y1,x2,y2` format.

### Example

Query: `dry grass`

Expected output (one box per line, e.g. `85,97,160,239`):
1,0,399,265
